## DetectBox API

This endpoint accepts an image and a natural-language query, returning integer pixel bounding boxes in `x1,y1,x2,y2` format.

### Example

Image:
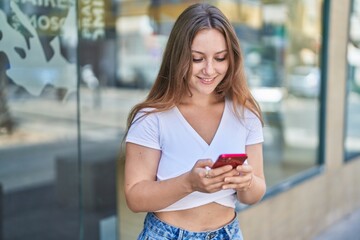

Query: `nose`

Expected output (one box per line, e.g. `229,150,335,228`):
203,60,215,75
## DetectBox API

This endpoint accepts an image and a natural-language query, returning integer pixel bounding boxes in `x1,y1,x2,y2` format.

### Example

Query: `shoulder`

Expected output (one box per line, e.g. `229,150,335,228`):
132,107,176,125
243,107,260,120
226,98,259,120
133,107,159,120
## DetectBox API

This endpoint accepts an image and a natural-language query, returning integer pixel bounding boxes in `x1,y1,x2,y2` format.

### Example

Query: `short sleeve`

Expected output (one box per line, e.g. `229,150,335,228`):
126,110,161,150
245,110,264,145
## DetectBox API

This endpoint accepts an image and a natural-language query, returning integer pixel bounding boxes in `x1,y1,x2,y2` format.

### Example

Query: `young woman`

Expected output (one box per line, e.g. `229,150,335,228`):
124,3,266,239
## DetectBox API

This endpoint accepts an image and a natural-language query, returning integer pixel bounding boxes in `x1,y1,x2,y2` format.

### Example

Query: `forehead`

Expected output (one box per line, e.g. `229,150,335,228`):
191,29,227,53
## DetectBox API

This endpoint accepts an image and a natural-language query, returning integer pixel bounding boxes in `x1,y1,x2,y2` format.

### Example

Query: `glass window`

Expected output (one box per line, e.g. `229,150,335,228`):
233,0,324,187
0,0,118,239
345,0,360,159
0,1,80,239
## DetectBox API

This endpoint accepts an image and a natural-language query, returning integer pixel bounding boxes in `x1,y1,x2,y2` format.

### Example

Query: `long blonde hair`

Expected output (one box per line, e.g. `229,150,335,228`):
126,3,263,130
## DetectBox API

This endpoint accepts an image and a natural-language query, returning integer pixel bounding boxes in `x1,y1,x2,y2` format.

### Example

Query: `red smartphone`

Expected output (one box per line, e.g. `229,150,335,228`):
212,153,247,169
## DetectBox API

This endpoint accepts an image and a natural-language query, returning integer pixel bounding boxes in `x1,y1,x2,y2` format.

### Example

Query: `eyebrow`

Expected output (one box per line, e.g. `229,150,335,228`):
191,50,228,54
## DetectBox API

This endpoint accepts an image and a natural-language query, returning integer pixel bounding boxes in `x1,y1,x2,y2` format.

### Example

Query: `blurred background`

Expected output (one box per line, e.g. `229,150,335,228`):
0,0,359,239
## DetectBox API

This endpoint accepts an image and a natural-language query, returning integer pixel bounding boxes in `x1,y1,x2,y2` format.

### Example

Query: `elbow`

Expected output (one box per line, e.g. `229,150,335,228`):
248,191,266,205
251,183,267,205
125,191,159,213
125,194,145,213
124,184,147,213
127,205,143,213
241,196,262,206
125,196,163,213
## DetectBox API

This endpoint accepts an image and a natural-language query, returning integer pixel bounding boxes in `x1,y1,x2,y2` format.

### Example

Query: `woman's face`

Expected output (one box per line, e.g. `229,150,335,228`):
189,28,229,97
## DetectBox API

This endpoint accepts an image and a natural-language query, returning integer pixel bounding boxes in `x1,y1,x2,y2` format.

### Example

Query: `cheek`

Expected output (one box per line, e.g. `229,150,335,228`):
191,64,203,74
220,63,229,74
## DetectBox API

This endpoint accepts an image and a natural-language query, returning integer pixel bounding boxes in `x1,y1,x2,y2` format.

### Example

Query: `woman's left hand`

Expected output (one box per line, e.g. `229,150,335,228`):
221,164,253,191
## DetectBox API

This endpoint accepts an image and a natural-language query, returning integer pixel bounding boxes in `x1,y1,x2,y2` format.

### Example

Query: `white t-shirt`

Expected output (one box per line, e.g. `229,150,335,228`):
126,98,264,212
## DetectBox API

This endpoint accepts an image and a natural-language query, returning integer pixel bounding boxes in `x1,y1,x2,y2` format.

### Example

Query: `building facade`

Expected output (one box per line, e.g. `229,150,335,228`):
0,0,359,239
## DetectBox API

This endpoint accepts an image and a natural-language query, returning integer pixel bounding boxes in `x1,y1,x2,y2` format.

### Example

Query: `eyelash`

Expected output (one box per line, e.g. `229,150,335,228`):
192,57,226,63
215,57,226,62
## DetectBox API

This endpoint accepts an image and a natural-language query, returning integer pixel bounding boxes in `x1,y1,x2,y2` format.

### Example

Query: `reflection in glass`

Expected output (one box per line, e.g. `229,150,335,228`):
0,1,85,239
345,0,360,159
237,1,323,187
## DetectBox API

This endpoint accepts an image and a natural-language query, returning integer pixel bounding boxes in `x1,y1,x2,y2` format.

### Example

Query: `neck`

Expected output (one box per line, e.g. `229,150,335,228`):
180,93,223,107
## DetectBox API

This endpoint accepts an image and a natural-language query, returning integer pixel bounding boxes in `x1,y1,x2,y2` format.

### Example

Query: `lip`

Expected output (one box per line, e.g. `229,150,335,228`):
198,76,216,84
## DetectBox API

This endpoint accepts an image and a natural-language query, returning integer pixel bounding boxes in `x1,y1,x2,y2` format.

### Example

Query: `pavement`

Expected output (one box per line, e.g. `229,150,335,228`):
313,208,360,240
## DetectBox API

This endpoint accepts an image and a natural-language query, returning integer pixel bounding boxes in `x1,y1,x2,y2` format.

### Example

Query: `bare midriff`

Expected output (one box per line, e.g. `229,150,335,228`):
155,202,236,232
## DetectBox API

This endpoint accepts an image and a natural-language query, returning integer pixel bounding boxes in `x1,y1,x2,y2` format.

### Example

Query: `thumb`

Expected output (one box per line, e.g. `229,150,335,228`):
194,159,213,169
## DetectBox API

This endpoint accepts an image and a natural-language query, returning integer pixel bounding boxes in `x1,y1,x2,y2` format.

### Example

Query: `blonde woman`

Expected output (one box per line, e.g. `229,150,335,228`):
124,3,266,239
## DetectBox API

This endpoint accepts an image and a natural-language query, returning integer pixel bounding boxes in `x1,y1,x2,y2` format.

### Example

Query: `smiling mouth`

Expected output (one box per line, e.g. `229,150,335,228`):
199,77,216,83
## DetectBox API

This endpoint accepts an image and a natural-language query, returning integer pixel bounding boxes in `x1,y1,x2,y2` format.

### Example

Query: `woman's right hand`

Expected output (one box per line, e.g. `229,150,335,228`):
187,159,235,193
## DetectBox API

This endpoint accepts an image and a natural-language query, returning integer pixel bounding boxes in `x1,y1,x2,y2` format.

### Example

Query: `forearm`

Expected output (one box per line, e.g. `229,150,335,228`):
125,172,192,212
236,175,266,205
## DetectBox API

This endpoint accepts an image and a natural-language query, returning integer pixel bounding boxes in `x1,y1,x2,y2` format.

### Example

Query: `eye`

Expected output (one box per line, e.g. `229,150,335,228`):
215,57,226,62
192,58,203,63
215,55,227,62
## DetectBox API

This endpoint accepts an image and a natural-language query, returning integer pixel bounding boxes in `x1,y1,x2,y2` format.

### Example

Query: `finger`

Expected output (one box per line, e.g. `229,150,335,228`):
204,168,232,180
223,174,253,190
195,159,213,169
204,168,224,179
211,165,233,176
204,168,211,178
225,170,253,181
222,183,248,191
197,175,225,193
236,164,252,174
207,182,225,192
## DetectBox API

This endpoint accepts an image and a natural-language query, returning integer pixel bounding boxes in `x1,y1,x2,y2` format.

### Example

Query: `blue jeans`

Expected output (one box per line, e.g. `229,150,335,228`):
137,212,243,240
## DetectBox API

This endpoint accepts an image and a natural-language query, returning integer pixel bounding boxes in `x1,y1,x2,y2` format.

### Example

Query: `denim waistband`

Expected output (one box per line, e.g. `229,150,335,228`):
138,212,243,240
